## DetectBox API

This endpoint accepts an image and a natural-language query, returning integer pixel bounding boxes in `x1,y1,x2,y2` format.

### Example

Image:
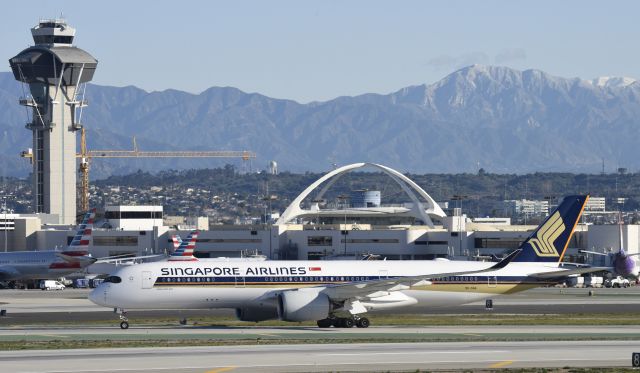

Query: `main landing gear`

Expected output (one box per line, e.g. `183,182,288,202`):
317,315,370,328
116,308,129,329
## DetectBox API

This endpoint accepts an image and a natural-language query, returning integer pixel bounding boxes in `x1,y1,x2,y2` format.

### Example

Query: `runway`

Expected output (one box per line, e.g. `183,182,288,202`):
1,340,639,372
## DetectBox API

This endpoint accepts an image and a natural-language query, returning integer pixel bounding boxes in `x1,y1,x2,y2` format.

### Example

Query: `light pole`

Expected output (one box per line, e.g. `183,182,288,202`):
338,194,349,256
262,194,277,259
2,197,7,252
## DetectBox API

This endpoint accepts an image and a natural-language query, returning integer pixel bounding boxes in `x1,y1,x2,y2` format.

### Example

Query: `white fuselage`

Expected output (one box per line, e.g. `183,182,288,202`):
90,259,561,312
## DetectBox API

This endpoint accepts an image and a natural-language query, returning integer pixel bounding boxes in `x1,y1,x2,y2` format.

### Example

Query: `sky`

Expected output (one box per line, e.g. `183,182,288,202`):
1,1,638,103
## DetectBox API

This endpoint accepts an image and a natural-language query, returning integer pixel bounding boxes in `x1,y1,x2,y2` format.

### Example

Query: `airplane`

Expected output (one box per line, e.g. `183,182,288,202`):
170,234,183,250
0,209,97,284
84,232,198,276
170,231,266,262
168,231,198,261
579,217,639,277
90,195,608,330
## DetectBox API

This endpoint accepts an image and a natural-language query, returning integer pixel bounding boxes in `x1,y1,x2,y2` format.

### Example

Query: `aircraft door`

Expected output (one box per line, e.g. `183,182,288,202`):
142,271,154,289
235,276,245,288
487,276,497,288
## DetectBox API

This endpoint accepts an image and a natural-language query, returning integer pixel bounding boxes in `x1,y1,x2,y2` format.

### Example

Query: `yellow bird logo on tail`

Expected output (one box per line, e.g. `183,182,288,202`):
529,211,565,257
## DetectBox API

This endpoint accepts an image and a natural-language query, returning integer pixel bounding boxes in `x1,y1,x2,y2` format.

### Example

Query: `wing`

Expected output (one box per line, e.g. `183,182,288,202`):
322,249,521,301
0,266,21,281
529,266,611,279
93,254,165,264
56,252,98,265
578,250,608,257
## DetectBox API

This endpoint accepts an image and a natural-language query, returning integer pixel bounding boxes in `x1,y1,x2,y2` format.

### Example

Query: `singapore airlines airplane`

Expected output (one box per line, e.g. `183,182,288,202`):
0,210,96,283
90,195,606,329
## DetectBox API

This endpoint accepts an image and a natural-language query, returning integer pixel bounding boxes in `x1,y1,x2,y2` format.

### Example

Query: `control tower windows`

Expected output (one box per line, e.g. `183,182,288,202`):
33,35,74,44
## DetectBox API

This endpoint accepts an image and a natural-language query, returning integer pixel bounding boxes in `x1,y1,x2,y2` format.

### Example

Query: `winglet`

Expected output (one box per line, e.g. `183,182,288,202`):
489,249,522,271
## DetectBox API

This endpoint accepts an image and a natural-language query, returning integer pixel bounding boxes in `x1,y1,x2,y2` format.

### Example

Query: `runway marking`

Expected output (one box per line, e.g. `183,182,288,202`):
490,360,514,368
204,367,236,373
36,334,70,339
256,333,282,338
463,333,484,337
320,350,508,356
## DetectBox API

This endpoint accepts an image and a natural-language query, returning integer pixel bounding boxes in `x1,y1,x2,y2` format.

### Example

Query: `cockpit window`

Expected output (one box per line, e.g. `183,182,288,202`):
103,276,122,283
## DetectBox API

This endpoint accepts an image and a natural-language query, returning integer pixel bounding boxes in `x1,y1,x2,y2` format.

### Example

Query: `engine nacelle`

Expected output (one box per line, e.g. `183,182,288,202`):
235,305,279,322
277,290,330,322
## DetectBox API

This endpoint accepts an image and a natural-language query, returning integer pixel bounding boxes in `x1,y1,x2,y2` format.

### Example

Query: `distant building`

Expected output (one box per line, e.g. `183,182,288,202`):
350,190,381,208
503,199,549,217
104,205,163,230
185,216,209,231
472,217,511,225
585,197,606,212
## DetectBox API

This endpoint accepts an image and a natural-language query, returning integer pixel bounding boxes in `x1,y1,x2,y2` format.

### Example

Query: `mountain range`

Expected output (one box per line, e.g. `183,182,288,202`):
0,65,639,178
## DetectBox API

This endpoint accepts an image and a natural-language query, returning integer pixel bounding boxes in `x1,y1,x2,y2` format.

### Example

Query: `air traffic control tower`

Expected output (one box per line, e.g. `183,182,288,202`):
9,20,97,225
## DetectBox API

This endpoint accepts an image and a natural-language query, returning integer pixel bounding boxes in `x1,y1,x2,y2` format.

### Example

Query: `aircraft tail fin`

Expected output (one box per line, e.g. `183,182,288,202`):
512,195,588,264
171,234,182,249
63,208,96,256
169,230,198,261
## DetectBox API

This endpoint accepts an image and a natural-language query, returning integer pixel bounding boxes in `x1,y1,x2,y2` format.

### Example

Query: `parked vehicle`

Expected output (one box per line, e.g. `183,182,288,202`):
73,279,90,289
566,276,585,288
605,276,630,288
40,280,65,291
89,278,104,288
585,276,604,288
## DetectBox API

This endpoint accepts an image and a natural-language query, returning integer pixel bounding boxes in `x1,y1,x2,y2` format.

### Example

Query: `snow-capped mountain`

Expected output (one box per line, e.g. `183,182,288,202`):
0,65,639,177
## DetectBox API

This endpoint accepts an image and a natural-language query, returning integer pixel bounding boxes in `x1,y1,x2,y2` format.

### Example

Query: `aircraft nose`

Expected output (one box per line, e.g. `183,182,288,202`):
88,286,107,307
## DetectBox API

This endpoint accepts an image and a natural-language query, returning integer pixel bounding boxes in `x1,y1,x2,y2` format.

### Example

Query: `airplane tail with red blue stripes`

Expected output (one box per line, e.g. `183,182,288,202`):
169,230,199,261
62,208,96,257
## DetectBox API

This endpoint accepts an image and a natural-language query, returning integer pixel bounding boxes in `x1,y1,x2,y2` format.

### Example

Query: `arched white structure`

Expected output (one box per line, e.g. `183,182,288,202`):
276,163,446,227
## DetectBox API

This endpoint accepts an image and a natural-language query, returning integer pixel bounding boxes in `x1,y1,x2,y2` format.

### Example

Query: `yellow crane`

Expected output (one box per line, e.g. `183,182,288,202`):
77,127,256,211
22,127,257,212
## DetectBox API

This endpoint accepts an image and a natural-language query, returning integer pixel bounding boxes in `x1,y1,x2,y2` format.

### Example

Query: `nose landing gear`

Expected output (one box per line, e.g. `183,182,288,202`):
116,308,129,329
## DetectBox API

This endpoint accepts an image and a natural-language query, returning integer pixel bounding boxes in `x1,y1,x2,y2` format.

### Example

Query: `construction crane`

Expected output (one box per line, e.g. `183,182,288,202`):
22,127,257,212
77,127,256,211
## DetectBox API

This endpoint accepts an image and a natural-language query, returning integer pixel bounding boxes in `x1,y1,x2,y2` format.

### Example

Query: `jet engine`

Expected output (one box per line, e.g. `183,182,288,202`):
235,305,279,322
277,289,330,322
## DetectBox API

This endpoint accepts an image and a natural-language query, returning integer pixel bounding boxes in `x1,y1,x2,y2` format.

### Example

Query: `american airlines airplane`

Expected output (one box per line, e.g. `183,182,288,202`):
0,209,96,284
90,196,606,329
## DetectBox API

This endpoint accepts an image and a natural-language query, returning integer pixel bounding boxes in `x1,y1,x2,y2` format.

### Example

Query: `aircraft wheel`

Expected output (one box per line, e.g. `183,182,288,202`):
317,319,332,328
342,318,354,328
356,317,370,328
120,321,129,329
